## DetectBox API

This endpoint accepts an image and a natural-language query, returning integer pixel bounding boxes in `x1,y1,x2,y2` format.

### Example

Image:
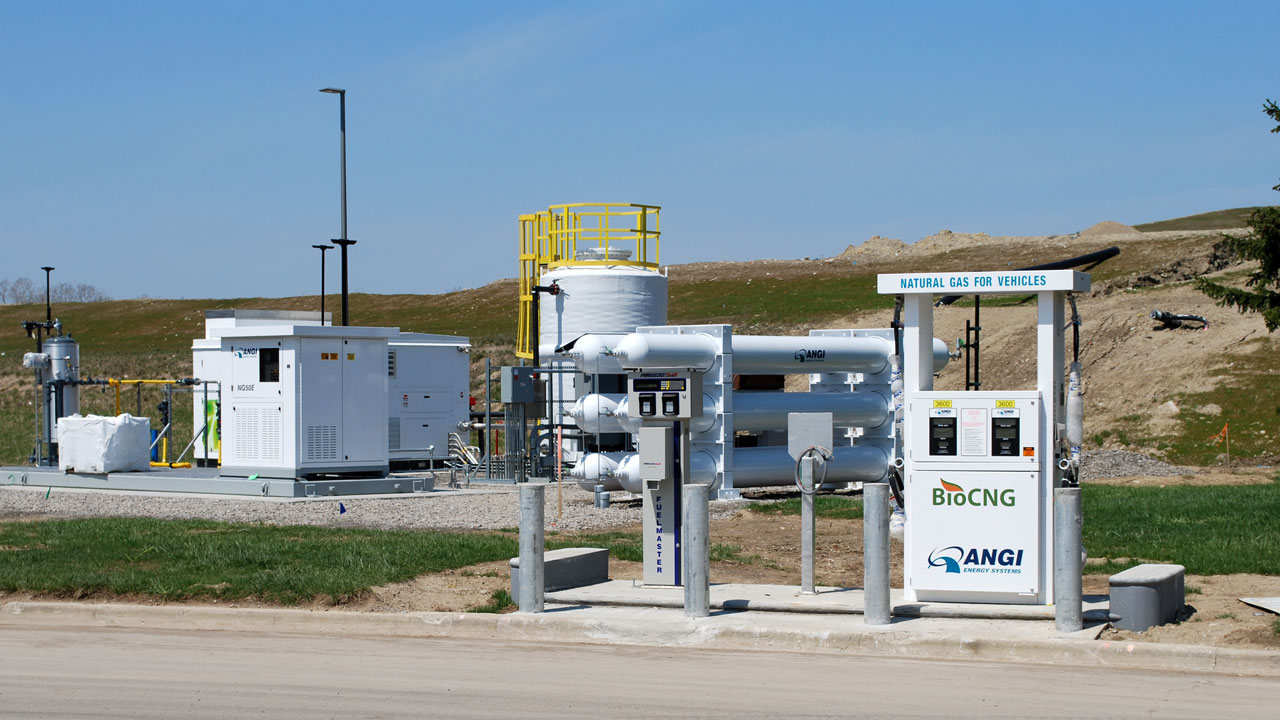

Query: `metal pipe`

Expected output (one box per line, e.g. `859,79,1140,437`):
935,246,1121,306
863,482,891,625
573,332,950,375
485,357,492,480
1054,486,1083,632
973,295,981,390
518,484,545,613
682,482,710,617
578,443,890,493
800,455,817,594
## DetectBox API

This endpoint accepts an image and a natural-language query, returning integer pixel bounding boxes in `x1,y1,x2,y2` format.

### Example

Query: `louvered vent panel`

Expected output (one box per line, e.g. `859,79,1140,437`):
261,409,282,461
388,418,401,450
235,407,261,461
306,425,338,461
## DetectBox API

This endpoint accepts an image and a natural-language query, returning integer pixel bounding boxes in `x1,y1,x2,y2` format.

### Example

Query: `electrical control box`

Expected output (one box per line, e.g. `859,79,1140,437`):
626,371,703,422
387,333,471,468
500,366,537,404
638,425,675,480
904,391,1045,604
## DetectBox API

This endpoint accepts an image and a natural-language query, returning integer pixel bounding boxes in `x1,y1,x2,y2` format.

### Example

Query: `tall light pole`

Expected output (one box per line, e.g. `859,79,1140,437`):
41,266,54,325
311,244,331,326
319,87,355,326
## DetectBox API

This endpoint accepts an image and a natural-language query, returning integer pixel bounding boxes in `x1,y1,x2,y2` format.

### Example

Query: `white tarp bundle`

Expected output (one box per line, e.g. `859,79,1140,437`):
57,414,152,473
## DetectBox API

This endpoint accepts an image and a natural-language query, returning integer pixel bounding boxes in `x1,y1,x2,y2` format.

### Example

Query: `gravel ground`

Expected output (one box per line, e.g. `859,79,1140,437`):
1078,450,1188,481
0,481,747,533
1,450,1181,531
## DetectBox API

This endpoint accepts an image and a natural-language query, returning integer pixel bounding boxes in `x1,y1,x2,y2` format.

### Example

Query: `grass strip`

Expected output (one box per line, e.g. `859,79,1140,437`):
0,517,517,605
749,495,864,519
469,588,514,613
1082,479,1280,575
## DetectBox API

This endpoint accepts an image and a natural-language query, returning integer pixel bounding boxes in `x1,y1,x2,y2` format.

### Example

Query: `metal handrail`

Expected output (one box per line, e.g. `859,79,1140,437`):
517,202,662,360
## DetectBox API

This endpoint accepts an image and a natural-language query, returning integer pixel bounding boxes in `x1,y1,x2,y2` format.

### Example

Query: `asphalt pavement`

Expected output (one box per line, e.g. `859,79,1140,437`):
4,623,1279,719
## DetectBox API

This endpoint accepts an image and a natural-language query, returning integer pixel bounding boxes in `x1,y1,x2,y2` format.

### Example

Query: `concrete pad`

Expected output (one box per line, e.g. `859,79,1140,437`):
1240,597,1280,615
547,580,1110,622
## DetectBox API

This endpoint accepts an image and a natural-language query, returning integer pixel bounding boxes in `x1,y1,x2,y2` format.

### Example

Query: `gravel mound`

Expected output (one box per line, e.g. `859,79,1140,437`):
0,482,746,533
1079,450,1187,481
1077,220,1141,240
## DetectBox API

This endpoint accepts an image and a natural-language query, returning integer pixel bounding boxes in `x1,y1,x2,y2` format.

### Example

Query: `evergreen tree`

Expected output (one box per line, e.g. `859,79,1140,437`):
1196,99,1280,331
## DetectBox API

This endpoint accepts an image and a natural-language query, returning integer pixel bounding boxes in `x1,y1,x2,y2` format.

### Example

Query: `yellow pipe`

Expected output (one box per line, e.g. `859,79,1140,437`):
150,462,191,469
107,378,185,416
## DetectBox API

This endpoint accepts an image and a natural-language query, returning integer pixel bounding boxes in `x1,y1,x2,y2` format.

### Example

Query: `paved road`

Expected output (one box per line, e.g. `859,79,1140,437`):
1,626,1276,719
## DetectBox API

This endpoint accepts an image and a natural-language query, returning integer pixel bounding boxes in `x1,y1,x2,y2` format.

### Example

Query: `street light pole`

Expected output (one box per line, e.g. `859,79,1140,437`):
311,245,331,326
41,266,54,325
319,87,354,326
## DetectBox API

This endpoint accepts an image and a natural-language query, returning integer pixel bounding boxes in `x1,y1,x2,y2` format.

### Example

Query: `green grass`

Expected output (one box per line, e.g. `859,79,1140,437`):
549,530,643,562
668,274,891,333
0,517,518,604
1082,479,1280,576
750,495,864,519
469,588,514,613
1273,618,1280,636
1163,340,1280,464
1133,207,1264,232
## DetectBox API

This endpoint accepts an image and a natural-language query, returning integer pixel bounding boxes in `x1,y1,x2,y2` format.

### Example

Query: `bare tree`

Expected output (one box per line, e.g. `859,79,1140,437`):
9,277,36,304
0,277,111,304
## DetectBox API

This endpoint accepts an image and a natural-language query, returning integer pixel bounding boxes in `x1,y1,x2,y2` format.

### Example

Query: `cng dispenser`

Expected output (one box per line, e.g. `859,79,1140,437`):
878,269,1090,605
628,370,702,586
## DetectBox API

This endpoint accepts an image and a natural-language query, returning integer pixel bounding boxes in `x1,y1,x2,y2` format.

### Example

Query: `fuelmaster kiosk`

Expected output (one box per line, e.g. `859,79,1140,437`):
629,370,703,586
878,269,1089,605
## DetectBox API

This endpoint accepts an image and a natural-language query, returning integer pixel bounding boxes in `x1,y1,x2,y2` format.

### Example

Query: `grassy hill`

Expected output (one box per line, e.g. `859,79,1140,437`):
1133,206,1262,232
3,208,1278,467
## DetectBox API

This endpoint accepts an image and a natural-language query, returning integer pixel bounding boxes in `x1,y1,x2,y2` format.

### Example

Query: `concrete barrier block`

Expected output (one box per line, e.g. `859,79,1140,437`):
1109,563,1186,632
511,547,609,599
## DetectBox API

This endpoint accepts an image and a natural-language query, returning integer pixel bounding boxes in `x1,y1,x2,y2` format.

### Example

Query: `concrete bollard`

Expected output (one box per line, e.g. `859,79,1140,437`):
863,482,891,625
683,483,710,617
800,456,817,595
1054,486,1083,632
518,483,545,613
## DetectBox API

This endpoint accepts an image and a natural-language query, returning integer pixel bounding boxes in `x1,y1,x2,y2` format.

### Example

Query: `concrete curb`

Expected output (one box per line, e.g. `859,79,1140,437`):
3,600,1277,677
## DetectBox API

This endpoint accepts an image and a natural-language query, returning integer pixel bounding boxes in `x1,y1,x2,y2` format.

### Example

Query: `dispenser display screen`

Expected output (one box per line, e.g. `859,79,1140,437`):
929,417,957,456
632,378,687,392
992,417,1020,457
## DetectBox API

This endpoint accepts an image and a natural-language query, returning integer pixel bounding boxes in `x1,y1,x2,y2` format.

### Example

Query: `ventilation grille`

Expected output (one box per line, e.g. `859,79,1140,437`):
388,418,401,450
387,349,397,378
233,407,282,462
261,411,281,461
306,425,338,461
234,407,261,461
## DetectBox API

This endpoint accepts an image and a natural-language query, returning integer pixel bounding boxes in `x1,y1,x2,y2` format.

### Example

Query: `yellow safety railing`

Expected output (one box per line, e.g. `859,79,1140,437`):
517,203,661,360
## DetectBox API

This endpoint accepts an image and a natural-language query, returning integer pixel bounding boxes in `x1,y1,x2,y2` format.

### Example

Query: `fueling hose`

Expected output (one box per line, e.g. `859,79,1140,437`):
1064,296,1084,486
792,445,833,495
1150,309,1208,330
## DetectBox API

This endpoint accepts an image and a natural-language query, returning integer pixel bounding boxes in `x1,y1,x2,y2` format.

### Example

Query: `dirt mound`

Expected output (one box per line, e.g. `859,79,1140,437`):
914,229,995,253
1078,220,1141,239
838,235,910,262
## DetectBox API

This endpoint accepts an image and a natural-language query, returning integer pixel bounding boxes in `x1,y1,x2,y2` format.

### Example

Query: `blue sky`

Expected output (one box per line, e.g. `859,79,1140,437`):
3,1,1278,300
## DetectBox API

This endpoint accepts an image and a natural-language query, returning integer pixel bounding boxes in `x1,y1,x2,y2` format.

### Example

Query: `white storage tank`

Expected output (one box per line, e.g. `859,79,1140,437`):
538,248,667,460
42,335,80,457
537,248,668,360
